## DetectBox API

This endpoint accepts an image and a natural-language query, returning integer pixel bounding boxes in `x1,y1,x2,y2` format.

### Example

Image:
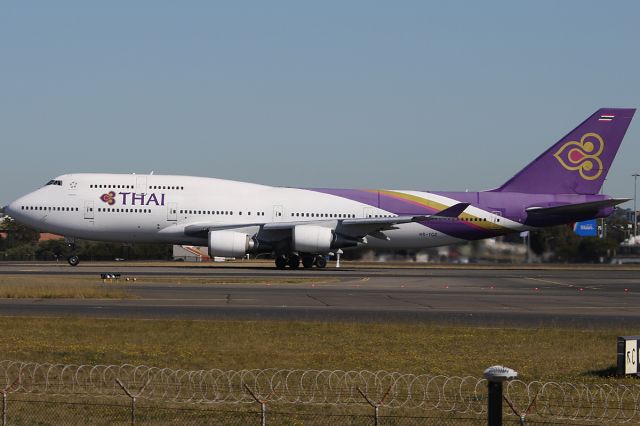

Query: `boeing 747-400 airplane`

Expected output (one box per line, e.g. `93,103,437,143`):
2,108,635,268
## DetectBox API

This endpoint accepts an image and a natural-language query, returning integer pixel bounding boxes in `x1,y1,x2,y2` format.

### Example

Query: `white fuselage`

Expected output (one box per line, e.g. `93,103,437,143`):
5,173,526,251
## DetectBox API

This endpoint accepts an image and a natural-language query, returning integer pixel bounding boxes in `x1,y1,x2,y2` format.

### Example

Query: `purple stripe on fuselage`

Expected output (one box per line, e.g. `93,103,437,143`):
433,191,612,227
308,188,503,240
308,188,613,240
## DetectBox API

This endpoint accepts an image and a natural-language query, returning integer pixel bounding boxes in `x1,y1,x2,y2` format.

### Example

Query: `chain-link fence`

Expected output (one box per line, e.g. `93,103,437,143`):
1,360,638,424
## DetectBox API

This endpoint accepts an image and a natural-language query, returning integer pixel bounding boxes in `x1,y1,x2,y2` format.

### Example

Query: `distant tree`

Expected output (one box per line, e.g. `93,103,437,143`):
4,243,37,261
529,209,631,263
576,237,617,263
35,239,71,261
530,224,576,258
1,217,39,248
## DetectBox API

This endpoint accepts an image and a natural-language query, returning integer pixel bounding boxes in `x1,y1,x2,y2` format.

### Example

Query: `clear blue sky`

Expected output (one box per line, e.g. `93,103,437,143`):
2,1,639,205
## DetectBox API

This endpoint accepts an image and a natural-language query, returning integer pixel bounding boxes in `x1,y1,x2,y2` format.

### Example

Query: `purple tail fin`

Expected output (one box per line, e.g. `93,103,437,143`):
494,108,635,194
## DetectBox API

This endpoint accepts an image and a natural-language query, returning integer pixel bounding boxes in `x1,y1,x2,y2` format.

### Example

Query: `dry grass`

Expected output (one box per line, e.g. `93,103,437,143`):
0,316,632,383
0,276,130,299
0,275,331,299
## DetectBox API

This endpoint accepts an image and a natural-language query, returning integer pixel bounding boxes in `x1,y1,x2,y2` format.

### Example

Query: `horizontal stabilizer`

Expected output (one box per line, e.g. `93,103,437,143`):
526,198,629,216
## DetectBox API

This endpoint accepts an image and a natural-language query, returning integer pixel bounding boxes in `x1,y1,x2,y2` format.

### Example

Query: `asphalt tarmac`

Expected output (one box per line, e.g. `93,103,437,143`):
1,262,639,327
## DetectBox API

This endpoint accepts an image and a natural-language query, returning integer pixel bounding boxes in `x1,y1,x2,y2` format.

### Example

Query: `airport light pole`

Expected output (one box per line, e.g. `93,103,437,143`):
633,174,640,239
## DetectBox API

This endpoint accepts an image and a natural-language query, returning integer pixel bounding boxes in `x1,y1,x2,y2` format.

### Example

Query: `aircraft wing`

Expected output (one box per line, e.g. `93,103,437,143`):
183,203,469,241
525,198,629,216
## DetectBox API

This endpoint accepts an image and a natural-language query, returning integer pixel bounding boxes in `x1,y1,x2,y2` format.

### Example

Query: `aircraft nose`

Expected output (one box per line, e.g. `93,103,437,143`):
2,201,18,218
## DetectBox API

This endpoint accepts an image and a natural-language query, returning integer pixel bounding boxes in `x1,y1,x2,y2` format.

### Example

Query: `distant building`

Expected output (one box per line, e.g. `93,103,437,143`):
172,245,228,262
0,231,62,242
173,245,209,262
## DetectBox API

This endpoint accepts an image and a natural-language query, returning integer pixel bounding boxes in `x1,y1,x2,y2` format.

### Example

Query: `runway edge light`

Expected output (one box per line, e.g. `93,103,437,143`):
617,336,640,376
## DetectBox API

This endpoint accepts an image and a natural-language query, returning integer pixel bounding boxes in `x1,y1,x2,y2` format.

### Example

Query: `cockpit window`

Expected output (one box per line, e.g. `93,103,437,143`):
45,180,63,186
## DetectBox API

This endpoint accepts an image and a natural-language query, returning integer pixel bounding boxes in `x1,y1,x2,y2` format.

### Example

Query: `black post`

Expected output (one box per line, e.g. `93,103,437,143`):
487,381,503,426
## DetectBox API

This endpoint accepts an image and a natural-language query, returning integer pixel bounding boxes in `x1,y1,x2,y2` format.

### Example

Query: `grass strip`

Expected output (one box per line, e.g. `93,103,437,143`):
0,316,633,383
0,276,130,299
0,275,332,298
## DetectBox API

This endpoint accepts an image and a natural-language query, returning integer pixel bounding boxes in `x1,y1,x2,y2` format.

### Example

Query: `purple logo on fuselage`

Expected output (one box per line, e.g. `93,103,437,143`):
115,192,165,206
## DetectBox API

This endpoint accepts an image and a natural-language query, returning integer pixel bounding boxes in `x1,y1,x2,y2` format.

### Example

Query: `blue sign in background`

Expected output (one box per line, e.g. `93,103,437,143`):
574,219,598,237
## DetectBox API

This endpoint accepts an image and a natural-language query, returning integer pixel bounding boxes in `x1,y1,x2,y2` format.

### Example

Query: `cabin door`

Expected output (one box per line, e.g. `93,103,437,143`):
272,205,284,222
167,202,178,221
84,201,94,220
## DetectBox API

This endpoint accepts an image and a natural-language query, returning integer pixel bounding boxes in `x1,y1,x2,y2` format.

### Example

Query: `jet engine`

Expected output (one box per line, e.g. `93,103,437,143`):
293,225,333,253
208,230,255,258
293,225,360,253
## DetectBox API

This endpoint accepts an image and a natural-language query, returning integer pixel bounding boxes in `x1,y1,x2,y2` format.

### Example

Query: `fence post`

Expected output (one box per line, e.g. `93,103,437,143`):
483,366,518,426
2,378,19,426
116,378,151,426
487,381,503,426
357,385,392,426
244,382,280,426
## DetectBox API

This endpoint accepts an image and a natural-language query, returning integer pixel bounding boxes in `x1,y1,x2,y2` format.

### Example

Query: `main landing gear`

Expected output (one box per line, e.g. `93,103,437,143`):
275,254,327,269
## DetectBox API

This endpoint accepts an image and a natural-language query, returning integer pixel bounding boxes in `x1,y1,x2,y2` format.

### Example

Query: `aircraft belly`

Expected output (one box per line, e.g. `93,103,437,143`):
364,222,464,249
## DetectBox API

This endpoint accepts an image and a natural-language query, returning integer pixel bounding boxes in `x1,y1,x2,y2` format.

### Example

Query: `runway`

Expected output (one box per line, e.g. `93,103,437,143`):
1,262,639,327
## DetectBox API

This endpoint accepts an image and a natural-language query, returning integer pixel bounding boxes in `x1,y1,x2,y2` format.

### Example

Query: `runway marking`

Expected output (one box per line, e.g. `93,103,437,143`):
525,277,574,288
385,295,431,308
306,294,330,307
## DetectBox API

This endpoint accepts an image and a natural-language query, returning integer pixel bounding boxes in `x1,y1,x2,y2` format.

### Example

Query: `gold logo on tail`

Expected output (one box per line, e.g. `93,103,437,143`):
553,133,604,181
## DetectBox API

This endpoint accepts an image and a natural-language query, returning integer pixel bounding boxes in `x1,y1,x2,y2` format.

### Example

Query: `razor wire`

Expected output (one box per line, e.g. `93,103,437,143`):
2,360,640,423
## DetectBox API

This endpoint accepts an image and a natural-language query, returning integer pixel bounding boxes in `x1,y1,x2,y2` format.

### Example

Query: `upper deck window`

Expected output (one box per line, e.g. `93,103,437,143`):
45,180,62,186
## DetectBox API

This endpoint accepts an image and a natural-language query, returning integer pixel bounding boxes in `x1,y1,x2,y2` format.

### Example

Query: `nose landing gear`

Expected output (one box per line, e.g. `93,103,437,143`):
66,238,80,267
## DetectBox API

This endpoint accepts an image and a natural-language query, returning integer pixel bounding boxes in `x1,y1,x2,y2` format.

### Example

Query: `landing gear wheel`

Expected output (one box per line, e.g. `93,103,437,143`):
275,255,287,269
68,255,80,267
288,255,300,269
315,256,327,269
302,255,314,269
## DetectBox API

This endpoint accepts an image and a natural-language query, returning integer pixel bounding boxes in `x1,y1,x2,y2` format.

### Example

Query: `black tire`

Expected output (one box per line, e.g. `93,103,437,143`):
288,255,300,269
68,255,80,267
275,255,287,269
315,256,327,268
302,255,314,268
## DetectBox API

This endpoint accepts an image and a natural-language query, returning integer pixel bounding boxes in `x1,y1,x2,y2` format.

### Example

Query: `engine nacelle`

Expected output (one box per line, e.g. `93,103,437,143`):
293,225,333,253
208,230,254,258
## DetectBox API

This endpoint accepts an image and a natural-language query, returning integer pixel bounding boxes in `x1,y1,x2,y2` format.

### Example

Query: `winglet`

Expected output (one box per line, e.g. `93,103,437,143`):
417,202,470,221
434,202,470,218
